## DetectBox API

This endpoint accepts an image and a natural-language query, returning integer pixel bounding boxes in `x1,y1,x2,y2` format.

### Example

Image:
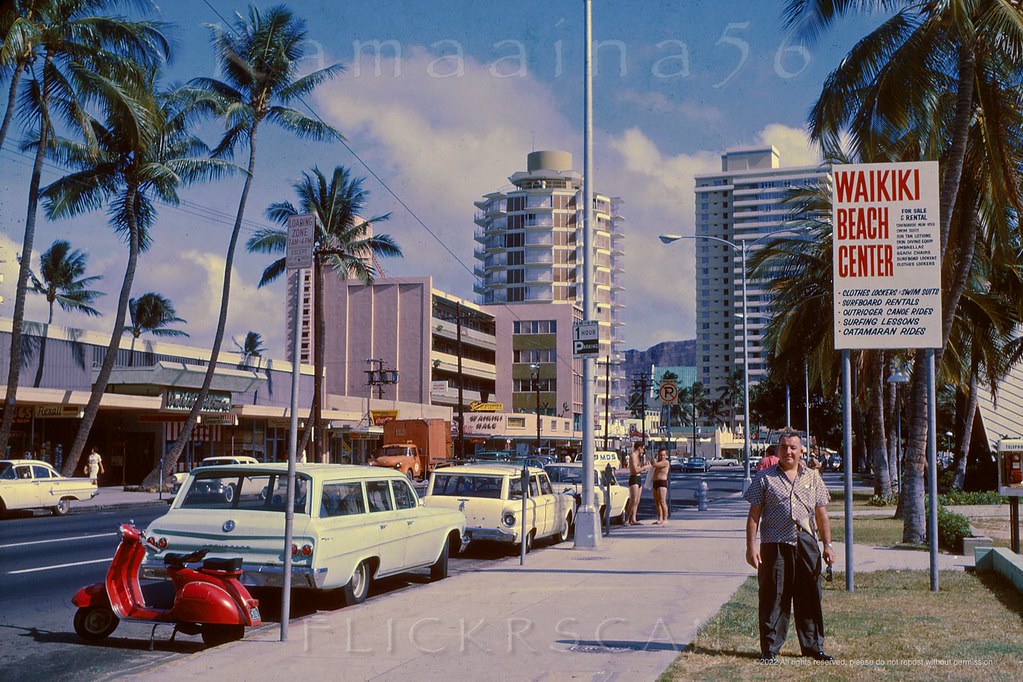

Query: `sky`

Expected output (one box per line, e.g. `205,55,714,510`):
0,0,885,361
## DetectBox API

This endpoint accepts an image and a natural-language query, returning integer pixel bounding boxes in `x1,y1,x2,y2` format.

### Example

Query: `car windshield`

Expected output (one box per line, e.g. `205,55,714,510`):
180,472,310,513
0,462,13,480
379,446,411,457
431,474,504,498
545,466,583,484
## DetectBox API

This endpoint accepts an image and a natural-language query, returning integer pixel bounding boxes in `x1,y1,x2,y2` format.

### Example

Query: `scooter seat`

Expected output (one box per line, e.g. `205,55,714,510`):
163,549,208,567
202,556,242,572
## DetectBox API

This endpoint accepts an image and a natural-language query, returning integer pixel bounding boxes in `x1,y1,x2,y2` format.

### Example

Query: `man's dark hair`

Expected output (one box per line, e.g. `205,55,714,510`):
778,431,802,445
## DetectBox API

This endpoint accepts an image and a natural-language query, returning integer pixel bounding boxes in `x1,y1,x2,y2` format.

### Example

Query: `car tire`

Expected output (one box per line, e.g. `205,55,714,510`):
73,606,119,641
201,624,244,647
406,469,414,480
342,560,371,606
223,484,235,503
523,530,534,554
556,515,572,543
52,497,72,516
430,538,449,581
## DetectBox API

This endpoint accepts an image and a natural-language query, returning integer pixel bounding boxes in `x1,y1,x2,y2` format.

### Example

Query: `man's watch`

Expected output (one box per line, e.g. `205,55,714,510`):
823,542,833,548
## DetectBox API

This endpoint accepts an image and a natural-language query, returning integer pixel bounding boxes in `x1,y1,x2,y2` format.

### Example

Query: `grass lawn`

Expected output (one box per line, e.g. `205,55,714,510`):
661,570,1023,681
830,515,927,549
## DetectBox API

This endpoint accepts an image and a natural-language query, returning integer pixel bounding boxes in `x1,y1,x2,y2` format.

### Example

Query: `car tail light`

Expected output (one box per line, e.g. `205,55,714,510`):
291,544,313,557
157,537,168,549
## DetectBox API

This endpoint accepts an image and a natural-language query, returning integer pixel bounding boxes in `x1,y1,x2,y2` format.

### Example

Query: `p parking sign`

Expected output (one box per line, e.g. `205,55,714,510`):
572,320,599,358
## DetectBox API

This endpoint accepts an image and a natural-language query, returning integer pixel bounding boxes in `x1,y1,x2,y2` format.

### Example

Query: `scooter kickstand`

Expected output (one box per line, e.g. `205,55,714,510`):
150,624,159,651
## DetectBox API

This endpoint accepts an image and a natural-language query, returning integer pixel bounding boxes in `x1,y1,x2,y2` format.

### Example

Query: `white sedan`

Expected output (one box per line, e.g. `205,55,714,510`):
544,462,629,524
423,464,575,553
0,459,97,516
708,457,740,468
144,464,465,605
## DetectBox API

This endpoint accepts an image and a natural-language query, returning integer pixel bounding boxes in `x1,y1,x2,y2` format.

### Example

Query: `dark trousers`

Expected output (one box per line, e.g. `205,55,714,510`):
757,542,824,656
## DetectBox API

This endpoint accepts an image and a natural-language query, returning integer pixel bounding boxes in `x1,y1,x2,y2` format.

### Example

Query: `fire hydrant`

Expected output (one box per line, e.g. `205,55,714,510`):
696,480,709,511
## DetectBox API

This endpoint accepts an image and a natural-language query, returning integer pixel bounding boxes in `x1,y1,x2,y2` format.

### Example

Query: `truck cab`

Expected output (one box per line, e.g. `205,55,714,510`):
371,443,421,480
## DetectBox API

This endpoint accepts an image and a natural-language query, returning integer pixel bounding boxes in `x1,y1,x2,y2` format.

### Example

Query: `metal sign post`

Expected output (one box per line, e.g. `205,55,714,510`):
281,214,314,641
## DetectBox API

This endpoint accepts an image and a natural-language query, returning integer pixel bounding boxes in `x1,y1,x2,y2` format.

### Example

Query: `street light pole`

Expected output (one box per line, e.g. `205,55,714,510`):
887,369,909,493
658,229,808,492
531,363,541,454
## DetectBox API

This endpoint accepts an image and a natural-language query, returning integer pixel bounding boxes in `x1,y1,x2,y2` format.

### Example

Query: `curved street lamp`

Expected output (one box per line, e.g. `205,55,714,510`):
659,228,811,492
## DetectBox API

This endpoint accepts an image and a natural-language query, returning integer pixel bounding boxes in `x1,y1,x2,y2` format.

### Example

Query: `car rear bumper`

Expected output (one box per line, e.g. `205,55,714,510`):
464,526,517,544
141,562,327,589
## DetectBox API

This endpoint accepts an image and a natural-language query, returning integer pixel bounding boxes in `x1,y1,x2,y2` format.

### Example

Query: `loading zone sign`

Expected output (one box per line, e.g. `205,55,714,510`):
572,320,599,358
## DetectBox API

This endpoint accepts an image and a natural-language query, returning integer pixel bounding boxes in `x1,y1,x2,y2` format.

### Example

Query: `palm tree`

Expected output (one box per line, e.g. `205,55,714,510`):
0,0,168,456
27,239,103,386
43,77,231,477
233,331,266,369
784,0,1023,542
124,292,188,364
150,5,343,485
250,165,401,461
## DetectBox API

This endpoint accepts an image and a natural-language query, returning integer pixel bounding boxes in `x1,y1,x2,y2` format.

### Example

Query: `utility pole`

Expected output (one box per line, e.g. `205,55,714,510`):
456,302,465,459
631,372,649,442
531,363,542,454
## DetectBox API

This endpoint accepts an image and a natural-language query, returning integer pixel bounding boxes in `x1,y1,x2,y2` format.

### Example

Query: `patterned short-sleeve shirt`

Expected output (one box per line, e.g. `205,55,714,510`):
743,464,830,545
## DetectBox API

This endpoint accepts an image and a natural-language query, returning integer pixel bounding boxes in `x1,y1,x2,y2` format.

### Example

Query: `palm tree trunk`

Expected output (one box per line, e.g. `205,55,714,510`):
0,61,25,152
146,125,260,486
63,184,140,476
953,362,979,491
313,254,325,462
32,305,55,388
901,41,977,543
868,353,891,497
885,366,899,497
0,106,48,454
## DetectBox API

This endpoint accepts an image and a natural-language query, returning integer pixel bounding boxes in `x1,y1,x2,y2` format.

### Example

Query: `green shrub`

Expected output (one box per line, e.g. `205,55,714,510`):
937,490,1007,506
868,494,898,507
936,506,972,552
938,468,956,494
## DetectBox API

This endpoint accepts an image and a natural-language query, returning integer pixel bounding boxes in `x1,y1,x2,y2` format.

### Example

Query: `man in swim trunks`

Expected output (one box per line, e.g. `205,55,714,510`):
652,447,671,524
626,441,648,525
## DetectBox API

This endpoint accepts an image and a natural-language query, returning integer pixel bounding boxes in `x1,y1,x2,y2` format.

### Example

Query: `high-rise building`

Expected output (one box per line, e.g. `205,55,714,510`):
694,146,828,407
473,150,625,422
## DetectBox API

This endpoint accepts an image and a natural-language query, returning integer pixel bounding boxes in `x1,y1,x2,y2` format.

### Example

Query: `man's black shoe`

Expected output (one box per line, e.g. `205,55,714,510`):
758,653,777,663
804,651,834,662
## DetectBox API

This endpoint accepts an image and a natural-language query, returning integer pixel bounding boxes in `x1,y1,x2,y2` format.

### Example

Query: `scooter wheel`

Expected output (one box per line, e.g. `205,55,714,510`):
201,624,245,647
73,606,119,641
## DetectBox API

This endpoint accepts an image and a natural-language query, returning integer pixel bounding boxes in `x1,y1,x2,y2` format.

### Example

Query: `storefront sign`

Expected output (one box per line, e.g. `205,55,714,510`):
34,405,82,419
469,401,504,412
370,410,399,426
163,389,232,413
464,413,506,435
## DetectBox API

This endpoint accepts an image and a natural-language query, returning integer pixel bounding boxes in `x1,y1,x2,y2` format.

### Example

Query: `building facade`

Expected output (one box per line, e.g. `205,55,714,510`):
473,150,626,422
693,146,829,405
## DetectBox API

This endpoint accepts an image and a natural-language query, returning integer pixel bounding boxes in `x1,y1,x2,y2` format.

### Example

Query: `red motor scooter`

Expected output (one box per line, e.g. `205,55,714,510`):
72,523,261,648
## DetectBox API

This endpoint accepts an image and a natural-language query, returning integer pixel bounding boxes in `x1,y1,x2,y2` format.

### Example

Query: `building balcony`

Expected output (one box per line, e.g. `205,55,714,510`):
432,320,498,352
431,351,497,380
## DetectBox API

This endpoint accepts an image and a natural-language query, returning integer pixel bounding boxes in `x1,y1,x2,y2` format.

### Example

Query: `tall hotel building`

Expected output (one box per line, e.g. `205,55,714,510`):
473,151,625,421
694,147,828,404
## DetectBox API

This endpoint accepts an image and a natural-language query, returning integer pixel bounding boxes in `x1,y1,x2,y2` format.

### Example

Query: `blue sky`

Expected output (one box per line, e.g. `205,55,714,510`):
0,0,884,358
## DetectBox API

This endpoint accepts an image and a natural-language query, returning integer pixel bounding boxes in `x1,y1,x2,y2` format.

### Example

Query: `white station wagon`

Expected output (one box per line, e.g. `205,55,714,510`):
143,464,465,605
423,464,575,553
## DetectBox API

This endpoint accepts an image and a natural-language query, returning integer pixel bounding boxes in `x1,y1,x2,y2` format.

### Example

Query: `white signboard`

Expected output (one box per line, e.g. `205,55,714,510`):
286,214,316,270
832,161,942,350
572,320,599,358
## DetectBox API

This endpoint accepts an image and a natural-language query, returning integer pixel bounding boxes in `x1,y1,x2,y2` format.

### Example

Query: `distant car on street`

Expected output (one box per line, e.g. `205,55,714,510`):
544,462,629,524
708,457,739,468
171,455,260,492
0,459,97,516
682,456,710,473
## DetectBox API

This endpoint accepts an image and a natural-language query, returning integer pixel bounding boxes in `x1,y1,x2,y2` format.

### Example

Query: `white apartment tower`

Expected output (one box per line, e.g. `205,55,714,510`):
473,150,625,419
694,146,828,404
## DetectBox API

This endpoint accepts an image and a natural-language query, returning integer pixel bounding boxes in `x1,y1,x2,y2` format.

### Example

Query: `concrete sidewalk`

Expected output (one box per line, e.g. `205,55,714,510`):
133,494,970,682
71,486,171,512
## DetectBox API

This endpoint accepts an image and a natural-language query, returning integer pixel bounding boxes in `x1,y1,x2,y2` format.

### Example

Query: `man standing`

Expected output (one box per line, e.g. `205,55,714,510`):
744,432,835,662
625,441,648,525
651,447,671,524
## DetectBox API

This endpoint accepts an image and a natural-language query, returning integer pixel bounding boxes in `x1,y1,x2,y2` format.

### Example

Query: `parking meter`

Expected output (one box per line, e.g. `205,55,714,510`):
520,466,529,565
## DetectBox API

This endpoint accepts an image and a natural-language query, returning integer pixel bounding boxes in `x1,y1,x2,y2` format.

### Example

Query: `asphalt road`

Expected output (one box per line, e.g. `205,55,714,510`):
0,469,742,679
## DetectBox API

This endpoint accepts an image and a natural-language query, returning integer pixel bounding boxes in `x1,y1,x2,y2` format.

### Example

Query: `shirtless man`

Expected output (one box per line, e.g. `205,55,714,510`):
651,447,671,524
625,441,648,525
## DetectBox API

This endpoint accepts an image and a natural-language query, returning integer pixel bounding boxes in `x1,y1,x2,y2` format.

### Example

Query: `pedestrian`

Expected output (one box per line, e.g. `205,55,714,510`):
756,444,779,472
625,441,649,525
743,431,835,663
651,447,671,524
87,446,105,485
23,450,33,460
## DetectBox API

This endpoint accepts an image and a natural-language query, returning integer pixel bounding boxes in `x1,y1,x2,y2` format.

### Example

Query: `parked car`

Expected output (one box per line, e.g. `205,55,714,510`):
0,459,97,516
171,455,260,492
708,457,740,468
670,455,687,472
422,464,575,553
682,456,710,473
544,462,629,524
143,463,465,606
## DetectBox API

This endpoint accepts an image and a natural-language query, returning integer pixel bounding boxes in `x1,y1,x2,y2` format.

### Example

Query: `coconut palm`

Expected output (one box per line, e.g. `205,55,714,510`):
0,0,168,456
233,331,266,369
784,0,1023,541
124,292,188,364
42,76,231,477
27,239,103,386
249,165,401,461
149,4,343,485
